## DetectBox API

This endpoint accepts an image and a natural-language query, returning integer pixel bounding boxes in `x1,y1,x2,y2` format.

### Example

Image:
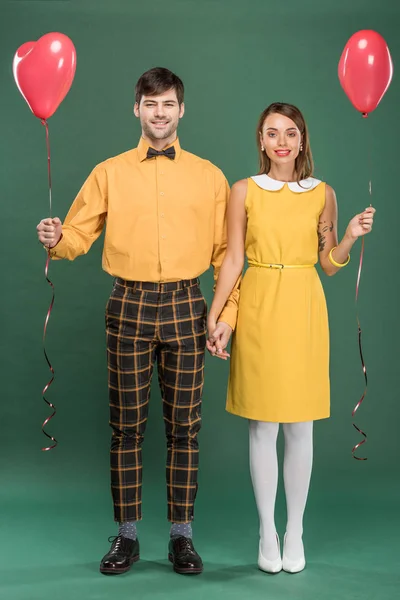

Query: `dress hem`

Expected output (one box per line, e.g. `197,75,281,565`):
226,406,330,423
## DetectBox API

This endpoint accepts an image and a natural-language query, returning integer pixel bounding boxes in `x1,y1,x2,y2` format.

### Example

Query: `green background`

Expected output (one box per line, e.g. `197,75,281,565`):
1,0,399,598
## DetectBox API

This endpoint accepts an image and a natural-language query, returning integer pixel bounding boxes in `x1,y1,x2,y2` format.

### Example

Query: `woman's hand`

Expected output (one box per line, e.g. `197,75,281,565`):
206,317,232,360
346,206,376,240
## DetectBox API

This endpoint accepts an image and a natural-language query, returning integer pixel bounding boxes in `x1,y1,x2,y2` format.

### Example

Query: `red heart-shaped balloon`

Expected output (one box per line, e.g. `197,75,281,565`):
13,32,77,120
338,30,393,117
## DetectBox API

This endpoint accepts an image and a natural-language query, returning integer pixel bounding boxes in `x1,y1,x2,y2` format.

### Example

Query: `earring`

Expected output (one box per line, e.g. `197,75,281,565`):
300,144,303,152
261,145,265,151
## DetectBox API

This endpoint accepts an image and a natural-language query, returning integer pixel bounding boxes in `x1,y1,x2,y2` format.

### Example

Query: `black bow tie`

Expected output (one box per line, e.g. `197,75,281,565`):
146,146,176,160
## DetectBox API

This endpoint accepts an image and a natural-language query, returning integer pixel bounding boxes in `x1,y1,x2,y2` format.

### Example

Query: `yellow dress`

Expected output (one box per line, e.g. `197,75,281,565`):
226,175,330,423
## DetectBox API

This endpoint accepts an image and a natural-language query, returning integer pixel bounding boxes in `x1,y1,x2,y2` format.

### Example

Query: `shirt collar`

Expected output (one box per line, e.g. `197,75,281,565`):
251,174,322,193
137,136,182,162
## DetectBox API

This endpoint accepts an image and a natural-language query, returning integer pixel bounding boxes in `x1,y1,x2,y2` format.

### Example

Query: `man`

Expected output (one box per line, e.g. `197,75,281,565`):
37,67,238,576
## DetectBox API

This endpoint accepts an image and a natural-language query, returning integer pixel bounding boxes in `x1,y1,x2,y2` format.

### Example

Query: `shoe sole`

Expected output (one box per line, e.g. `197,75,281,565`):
258,565,283,575
168,553,203,575
100,554,140,575
282,565,306,574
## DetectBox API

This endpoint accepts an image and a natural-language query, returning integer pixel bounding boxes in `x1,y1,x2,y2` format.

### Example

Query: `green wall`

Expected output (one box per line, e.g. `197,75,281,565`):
0,2,399,597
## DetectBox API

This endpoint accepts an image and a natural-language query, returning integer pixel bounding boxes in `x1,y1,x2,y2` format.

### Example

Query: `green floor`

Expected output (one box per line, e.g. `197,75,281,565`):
1,466,399,600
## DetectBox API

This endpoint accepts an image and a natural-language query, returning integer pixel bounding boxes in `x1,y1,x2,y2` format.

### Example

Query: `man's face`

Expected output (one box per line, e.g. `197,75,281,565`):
134,89,184,143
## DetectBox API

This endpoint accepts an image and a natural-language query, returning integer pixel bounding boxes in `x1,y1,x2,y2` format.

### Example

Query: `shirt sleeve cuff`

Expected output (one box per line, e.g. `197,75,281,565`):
217,306,237,331
43,235,67,259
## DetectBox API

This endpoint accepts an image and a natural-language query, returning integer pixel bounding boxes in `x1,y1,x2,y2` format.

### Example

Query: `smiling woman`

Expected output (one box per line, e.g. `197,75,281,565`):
207,101,376,574
257,102,313,182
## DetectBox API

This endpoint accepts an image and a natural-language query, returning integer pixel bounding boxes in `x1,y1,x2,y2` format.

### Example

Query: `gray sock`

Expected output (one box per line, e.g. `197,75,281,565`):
170,522,192,539
118,521,137,540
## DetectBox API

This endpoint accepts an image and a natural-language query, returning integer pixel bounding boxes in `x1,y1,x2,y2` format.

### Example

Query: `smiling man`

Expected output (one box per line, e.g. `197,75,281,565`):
36,67,238,576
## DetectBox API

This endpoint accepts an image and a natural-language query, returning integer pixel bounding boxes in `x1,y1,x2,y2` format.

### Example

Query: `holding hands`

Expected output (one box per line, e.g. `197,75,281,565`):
206,318,232,360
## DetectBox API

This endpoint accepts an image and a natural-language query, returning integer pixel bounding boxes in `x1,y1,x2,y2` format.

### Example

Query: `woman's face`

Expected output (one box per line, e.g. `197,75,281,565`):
260,112,302,167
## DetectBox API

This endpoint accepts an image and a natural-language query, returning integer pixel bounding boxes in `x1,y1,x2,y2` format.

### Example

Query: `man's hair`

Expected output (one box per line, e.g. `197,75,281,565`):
135,67,184,105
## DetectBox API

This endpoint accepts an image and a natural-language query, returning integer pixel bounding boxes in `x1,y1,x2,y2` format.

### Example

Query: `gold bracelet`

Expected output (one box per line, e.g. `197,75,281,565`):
328,247,350,268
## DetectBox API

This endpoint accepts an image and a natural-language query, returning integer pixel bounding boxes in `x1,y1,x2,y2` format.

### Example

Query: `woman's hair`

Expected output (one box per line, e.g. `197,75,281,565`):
256,102,314,181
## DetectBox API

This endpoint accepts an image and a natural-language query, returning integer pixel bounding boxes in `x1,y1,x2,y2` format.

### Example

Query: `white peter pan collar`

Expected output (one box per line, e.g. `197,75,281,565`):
251,174,322,193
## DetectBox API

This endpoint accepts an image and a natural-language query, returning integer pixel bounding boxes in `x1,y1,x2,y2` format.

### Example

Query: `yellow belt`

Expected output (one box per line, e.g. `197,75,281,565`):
248,259,314,270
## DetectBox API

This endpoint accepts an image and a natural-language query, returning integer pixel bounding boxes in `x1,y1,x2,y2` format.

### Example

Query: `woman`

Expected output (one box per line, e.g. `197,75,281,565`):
207,103,375,574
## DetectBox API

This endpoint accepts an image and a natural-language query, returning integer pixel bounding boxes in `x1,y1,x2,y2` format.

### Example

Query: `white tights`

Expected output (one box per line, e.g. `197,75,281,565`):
249,420,313,560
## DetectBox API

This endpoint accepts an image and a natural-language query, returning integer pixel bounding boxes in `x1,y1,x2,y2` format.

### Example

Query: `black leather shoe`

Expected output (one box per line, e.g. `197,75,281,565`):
168,536,203,575
100,535,140,575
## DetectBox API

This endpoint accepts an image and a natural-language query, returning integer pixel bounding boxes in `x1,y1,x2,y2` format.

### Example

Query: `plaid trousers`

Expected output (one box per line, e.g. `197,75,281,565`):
105,277,207,523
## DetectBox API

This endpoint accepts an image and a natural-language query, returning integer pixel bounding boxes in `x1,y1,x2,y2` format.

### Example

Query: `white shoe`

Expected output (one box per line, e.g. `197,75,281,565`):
258,534,282,574
282,533,306,573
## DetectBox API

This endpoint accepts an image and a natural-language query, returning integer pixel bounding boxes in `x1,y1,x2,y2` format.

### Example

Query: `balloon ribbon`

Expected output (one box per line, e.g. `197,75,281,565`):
352,148,372,460
41,119,57,451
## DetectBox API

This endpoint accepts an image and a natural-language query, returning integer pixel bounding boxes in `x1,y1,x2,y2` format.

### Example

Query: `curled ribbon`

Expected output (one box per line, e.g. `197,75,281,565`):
352,159,372,460
41,119,57,451
352,235,367,460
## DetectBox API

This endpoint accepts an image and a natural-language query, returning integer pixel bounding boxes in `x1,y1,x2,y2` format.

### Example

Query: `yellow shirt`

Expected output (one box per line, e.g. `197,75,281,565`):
49,137,239,329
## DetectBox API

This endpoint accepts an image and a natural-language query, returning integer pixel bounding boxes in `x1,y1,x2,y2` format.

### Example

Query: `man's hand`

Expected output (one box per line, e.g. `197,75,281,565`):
37,217,62,248
206,320,232,360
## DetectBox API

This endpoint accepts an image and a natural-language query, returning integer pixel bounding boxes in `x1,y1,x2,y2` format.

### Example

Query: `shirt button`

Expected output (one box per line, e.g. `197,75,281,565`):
161,235,166,239
160,172,164,175
160,212,165,218
160,192,164,196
